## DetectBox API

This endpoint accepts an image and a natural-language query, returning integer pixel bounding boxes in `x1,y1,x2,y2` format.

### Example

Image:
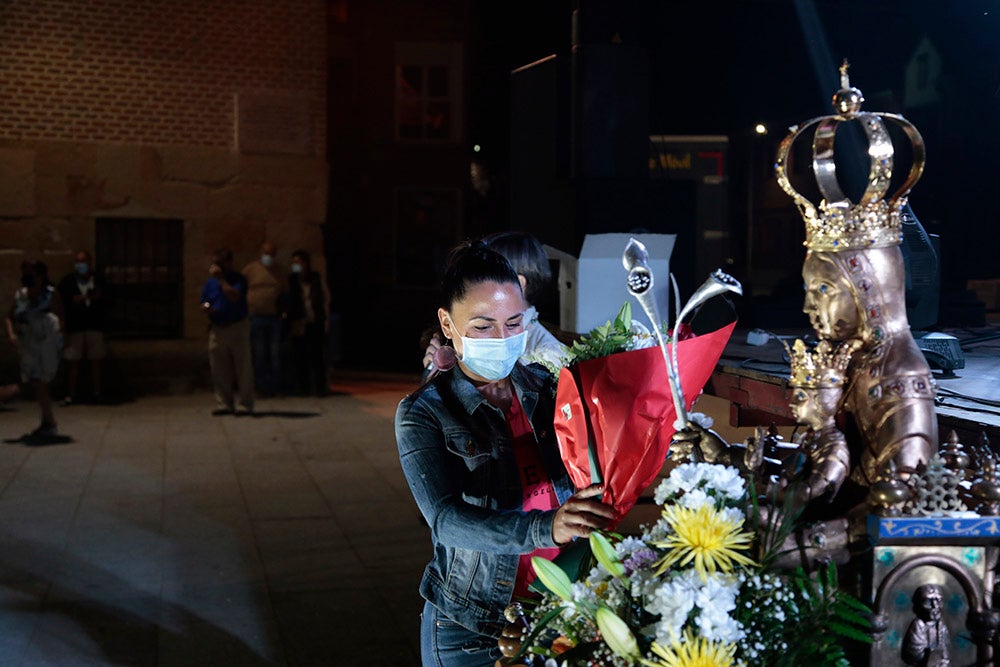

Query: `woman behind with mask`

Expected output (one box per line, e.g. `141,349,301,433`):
396,241,614,666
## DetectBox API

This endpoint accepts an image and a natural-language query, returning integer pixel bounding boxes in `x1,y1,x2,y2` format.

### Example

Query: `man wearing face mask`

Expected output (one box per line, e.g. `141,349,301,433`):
241,241,286,397
57,250,106,405
286,249,330,396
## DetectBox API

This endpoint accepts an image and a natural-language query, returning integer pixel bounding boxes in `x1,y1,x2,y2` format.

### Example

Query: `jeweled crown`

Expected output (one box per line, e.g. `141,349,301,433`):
787,339,860,388
774,61,926,252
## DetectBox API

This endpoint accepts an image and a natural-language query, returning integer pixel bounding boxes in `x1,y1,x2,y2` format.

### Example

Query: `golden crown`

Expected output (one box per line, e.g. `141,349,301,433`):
787,338,860,388
774,61,926,252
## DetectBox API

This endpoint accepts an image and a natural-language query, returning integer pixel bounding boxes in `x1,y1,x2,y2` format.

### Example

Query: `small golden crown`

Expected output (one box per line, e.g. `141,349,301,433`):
787,338,859,388
775,61,926,252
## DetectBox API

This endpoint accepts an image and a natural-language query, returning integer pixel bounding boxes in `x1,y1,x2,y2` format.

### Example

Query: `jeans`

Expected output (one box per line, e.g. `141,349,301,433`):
420,601,500,667
396,364,572,633
249,315,282,394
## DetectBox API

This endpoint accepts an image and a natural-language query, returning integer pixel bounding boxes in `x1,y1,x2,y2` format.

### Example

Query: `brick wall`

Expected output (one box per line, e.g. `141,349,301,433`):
0,0,329,368
0,0,326,151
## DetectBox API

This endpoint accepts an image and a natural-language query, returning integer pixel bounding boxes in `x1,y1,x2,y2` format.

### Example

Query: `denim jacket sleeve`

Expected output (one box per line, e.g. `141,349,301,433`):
395,383,560,555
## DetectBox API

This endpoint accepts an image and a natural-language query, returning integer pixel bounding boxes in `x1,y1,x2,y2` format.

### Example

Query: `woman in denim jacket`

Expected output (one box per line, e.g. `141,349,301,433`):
396,243,614,666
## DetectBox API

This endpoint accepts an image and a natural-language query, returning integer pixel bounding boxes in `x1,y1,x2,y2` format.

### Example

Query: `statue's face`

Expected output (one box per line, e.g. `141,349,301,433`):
803,254,861,341
916,587,943,622
789,386,838,430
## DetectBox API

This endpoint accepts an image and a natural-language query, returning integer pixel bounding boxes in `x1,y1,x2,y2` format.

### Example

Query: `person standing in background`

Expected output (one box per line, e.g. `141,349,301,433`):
286,250,330,397
6,261,63,438
201,249,254,416
242,240,286,397
58,250,106,405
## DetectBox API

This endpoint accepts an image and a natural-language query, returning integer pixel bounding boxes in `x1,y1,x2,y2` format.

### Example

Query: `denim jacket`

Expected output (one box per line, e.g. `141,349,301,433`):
396,362,574,637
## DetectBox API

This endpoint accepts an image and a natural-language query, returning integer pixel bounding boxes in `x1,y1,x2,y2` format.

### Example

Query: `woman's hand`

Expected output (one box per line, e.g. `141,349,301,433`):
552,484,616,545
422,333,442,370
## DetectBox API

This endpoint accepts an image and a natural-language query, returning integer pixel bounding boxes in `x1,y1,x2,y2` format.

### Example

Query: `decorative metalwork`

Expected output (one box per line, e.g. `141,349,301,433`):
906,454,965,516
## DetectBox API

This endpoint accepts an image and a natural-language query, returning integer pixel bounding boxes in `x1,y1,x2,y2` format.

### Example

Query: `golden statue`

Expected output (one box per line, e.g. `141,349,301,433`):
786,338,859,502
776,62,938,490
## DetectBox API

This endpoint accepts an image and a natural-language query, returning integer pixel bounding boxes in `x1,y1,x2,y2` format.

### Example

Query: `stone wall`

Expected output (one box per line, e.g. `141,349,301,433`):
0,0,328,351
0,141,327,340
0,0,326,149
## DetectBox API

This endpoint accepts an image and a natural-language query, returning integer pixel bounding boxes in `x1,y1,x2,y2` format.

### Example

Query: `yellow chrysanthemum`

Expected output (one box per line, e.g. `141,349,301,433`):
644,632,740,667
653,503,755,579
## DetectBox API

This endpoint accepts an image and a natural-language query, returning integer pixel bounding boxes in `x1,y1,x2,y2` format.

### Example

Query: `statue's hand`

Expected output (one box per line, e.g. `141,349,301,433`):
670,422,731,464
800,435,850,502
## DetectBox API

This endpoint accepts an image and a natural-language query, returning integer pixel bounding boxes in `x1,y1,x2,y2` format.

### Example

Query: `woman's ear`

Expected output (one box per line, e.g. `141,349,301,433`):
437,308,453,340
517,274,527,293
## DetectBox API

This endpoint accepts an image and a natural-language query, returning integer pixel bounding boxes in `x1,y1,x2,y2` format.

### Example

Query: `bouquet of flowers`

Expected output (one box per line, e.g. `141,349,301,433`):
516,461,872,666
550,302,736,521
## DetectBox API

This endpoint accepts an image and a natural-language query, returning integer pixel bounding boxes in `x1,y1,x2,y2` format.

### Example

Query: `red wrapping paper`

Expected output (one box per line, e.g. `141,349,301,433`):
553,322,736,521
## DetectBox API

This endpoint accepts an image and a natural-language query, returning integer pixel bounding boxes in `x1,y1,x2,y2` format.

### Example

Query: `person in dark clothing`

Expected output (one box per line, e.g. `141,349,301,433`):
286,250,330,396
57,250,106,404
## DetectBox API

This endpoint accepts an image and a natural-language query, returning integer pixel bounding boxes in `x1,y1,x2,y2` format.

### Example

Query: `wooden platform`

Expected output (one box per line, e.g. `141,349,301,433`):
707,325,1000,446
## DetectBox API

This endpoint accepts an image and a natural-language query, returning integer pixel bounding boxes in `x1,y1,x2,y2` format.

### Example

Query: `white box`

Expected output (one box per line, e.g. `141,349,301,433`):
545,233,676,334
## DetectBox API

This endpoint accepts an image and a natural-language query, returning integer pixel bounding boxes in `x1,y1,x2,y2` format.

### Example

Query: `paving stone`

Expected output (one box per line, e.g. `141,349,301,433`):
0,385,426,665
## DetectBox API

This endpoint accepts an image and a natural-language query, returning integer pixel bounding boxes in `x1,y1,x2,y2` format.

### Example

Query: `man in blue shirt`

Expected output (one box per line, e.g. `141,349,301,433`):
201,249,254,415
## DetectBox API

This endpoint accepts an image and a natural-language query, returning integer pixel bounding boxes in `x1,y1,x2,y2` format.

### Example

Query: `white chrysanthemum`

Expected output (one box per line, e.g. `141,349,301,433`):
719,506,747,526
646,570,745,646
654,461,746,507
692,574,744,643
676,487,711,511
645,516,672,542
704,464,746,501
647,580,696,642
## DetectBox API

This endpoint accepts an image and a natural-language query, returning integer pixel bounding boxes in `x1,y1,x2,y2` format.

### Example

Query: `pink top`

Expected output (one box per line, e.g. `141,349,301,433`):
505,392,560,599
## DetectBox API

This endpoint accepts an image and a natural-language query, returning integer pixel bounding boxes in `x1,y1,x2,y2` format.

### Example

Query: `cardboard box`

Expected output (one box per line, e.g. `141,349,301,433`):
545,233,676,334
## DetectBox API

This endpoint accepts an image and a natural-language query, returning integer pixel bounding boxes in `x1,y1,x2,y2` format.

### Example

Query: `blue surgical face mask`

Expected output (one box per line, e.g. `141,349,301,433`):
459,331,526,381
291,263,303,274
75,262,90,276
260,254,274,267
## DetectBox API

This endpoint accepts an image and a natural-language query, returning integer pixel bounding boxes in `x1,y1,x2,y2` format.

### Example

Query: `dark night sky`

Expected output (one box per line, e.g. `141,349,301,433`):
467,0,1000,286
471,0,1000,137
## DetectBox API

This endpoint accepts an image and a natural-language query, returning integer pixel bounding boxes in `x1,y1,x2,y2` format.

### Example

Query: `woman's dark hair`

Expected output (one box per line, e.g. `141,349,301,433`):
483,231,551,304
441,241,520,310
20,260,49,286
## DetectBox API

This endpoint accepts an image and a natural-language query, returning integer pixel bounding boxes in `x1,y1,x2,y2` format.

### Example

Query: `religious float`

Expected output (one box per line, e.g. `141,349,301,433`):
496,63,1000,667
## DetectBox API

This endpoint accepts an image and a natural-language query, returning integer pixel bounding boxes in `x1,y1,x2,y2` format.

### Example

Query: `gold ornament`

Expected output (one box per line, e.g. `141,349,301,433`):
786,338,860,388
778,63,938,490
775,59,926,253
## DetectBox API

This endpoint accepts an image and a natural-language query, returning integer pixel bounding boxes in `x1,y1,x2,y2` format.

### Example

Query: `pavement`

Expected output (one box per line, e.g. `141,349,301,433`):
0,375,429,666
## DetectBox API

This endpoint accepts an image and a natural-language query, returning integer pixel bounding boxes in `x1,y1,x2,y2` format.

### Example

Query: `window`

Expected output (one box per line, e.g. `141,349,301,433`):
395,43,463,142
96,218,184,339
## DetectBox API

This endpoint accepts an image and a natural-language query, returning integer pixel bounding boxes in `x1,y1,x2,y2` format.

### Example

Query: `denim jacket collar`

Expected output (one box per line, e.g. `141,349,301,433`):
447,363,544,421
